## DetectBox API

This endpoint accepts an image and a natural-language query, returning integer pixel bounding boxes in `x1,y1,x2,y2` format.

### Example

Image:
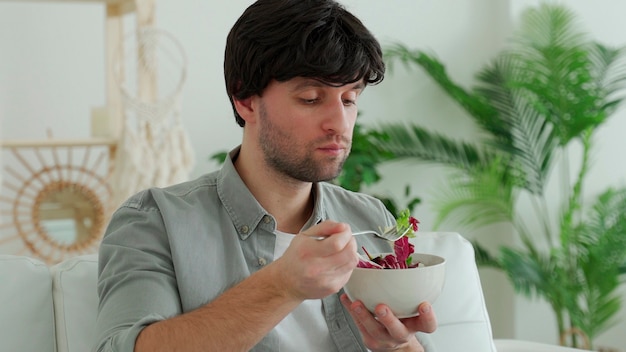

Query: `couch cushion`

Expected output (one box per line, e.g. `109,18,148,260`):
51,253,98,352
411,232,497,352
0,255,56,352
494,339,591,351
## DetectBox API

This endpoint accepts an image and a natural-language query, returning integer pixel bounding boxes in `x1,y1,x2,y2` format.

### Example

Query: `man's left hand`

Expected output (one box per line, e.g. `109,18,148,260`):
340,293,437,352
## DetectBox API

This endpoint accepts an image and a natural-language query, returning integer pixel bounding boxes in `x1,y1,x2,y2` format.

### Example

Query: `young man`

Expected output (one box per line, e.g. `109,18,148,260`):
94,1,438,351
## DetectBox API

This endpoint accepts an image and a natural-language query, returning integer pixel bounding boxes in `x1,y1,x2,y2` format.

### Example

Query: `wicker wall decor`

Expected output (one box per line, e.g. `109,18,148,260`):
0,142,114,264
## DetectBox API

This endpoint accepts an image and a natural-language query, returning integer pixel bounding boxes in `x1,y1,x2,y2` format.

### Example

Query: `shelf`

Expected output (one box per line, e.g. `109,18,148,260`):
0,0,137,15
0,138,118,149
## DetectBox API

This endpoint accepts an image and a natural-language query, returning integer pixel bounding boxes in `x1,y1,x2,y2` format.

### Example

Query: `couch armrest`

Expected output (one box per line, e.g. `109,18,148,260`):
411,232,497,351
494,339,592,351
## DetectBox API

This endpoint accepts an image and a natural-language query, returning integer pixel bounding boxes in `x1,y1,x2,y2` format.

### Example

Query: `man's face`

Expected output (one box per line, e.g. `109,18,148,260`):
257,77,364,183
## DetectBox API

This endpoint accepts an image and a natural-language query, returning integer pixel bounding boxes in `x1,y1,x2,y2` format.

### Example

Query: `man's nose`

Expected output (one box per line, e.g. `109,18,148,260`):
321,99,352,135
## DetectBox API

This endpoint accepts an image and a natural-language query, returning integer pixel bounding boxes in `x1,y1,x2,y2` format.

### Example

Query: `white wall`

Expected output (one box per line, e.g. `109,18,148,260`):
1,0,625,349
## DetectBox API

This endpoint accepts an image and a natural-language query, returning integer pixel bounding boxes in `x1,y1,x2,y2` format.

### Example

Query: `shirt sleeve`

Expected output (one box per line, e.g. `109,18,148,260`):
93,199,182,352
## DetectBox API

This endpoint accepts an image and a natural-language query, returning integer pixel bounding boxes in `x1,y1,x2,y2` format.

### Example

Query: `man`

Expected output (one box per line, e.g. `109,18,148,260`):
94,1,438,351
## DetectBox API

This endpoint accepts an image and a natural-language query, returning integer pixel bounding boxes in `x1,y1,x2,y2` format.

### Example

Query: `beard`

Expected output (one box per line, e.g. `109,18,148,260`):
258,104,351,183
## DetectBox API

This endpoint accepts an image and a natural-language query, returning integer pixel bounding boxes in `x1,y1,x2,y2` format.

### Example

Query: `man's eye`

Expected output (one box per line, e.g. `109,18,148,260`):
343,99,356,106
301,98,319,104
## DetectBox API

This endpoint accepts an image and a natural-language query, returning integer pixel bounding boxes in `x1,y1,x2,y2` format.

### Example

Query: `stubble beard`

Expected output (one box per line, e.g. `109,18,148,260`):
258,105,351,183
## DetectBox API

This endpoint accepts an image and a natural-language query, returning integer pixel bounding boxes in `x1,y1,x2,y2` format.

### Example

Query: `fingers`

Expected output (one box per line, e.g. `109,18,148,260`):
403,302,437,334
299,220,357,257
340,294,437,350
299,220,350,240
340,294,412,349
373,305,412,340
275,221,358,300
340,294,387,345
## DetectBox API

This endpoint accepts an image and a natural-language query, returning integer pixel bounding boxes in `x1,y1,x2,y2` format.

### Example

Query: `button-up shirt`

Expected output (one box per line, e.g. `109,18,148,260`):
94,146,434,351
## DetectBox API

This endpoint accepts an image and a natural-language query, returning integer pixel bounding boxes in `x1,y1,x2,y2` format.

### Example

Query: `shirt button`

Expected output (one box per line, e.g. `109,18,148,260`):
258,257,267,266
263,215,271,224
240,225,249,234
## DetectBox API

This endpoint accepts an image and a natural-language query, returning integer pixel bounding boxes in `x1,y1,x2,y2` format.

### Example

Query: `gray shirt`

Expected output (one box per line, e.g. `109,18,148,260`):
94,147,434,352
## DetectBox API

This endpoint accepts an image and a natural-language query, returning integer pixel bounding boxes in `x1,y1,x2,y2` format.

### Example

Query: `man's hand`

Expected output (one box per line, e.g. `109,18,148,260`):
273,220,359,300
340,294,437,352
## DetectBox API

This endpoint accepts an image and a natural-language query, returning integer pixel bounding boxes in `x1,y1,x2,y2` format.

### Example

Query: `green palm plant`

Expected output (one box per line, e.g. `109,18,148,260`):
372,3,626,348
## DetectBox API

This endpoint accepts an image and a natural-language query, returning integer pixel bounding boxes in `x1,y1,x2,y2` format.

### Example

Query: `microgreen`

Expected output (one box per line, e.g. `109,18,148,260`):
357,210,421,269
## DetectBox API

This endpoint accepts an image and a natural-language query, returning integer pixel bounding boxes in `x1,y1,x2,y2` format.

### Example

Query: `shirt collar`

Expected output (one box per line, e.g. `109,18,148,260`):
217,146,329,239
217,146,272,240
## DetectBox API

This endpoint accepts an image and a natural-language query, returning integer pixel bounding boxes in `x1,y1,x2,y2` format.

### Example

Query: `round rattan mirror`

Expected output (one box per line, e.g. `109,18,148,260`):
0,145,112,263
33,181,105,248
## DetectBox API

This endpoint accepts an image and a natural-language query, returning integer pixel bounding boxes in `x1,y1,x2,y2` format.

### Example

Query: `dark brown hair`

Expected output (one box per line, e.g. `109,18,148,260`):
224,0,385,126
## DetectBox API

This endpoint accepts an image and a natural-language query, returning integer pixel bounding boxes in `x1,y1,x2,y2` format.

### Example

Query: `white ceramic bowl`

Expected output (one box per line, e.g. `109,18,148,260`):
343,252,446,318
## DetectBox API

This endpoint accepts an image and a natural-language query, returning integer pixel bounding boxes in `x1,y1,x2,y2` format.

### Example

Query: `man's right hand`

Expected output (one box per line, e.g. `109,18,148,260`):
273,220,359,300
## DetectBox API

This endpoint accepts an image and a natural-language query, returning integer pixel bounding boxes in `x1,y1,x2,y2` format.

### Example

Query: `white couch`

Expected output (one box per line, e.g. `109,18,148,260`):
0,232,590,351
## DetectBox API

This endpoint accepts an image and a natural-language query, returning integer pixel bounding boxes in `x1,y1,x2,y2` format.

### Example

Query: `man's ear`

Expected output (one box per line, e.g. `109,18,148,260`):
233,96,257,124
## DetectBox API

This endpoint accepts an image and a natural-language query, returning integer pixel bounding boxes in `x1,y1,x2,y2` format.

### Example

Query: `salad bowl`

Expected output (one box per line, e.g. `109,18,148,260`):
343,252,446,318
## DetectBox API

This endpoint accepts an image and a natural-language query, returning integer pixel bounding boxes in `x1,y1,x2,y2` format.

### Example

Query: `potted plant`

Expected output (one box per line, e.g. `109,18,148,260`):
369,3,626,349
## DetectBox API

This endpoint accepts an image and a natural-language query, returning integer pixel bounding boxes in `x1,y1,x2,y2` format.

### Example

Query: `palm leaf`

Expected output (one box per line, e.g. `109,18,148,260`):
592,44,626,112
514,2,586,49
472,240,501,269
384,44,498,124
507,4,615,145
501,246,580,322
472,55,520,141
372,123,494,171
430,161,516,230
579,188,626,276
556,188,626,341
475,57,560,195
573,280,622,342
505,96,558,194
499,247,550,298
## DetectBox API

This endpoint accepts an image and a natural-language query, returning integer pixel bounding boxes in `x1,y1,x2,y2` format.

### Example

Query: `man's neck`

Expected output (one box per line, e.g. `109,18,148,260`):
233,146,315,234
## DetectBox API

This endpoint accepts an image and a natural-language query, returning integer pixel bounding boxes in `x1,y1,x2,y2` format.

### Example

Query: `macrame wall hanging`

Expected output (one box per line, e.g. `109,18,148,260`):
109,26,194,207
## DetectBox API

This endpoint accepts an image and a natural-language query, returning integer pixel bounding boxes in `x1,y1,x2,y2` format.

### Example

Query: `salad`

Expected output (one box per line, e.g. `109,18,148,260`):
357,209,420,269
